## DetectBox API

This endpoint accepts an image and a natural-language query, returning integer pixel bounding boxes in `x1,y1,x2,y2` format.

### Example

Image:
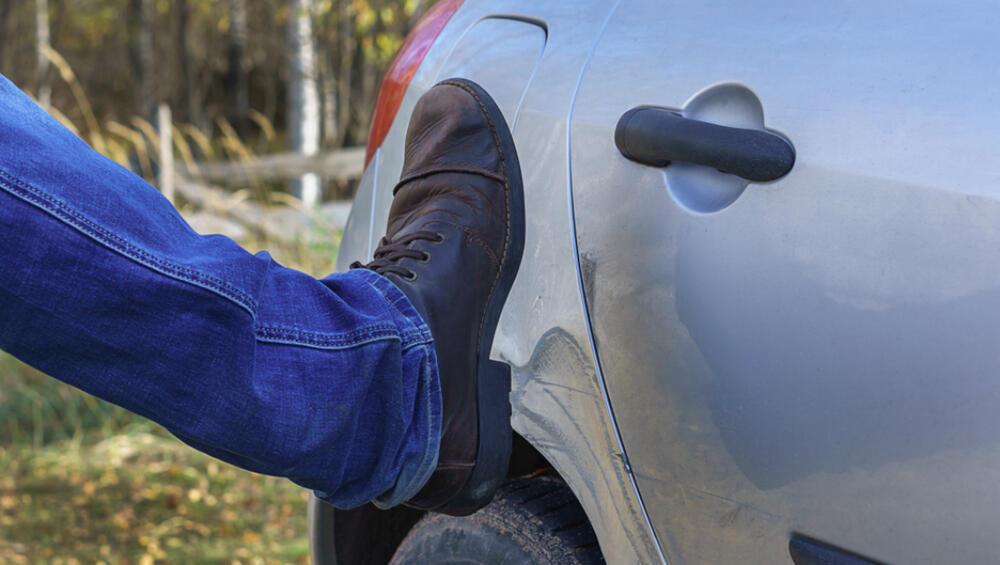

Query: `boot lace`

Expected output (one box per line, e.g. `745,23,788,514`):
350,230,443,279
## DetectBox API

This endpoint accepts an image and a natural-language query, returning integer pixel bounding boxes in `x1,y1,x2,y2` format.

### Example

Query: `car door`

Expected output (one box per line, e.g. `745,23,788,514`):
570,1,1000,563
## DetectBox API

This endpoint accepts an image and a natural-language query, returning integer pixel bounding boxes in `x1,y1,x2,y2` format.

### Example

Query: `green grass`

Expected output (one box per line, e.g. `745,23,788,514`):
0,232,342,564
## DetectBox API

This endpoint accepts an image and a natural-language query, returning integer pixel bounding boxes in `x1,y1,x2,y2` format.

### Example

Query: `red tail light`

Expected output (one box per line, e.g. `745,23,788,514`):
364,0,465,166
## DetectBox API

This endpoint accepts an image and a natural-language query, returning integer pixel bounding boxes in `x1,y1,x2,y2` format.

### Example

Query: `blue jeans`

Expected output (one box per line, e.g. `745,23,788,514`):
0,74,441,509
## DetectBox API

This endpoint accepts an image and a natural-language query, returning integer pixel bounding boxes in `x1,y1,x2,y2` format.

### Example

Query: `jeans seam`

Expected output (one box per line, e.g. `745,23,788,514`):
367,281,413,324
400,335,435,352
0,169,259,315
255,324,403,349
256,332,401,350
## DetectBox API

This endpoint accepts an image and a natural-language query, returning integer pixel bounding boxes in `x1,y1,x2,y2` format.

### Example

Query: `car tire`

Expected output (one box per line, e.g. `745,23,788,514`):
389,475,605,564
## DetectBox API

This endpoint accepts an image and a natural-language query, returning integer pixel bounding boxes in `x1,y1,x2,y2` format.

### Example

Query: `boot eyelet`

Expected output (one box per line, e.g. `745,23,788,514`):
433,234,445,243
418,251,431,263
403,271,418,281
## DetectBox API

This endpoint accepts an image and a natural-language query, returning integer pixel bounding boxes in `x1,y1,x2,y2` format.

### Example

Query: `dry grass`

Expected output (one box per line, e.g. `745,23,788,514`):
0,356,314,565
2,49,345,564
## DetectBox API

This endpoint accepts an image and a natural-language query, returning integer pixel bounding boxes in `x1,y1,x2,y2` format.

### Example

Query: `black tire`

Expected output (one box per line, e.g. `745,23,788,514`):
389,476,605,564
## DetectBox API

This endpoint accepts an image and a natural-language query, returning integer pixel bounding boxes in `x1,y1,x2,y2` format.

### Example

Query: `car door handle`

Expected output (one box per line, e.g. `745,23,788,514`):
615,106,795,182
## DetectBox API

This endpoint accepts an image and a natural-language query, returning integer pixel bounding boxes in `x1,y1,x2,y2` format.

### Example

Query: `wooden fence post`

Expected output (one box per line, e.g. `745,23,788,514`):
158,103,175,204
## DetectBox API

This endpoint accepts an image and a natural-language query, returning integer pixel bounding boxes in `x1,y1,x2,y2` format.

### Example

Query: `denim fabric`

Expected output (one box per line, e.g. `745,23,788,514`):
0,73,441,509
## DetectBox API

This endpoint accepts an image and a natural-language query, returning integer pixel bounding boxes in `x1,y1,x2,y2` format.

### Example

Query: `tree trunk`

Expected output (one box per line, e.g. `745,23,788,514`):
287,0,321,206
174,0,200,126
0,0,12,73
35,0,50,108
320,39,338,148
129,0,155,120
335,0,355,148
358,23,377,143
226,0,248,137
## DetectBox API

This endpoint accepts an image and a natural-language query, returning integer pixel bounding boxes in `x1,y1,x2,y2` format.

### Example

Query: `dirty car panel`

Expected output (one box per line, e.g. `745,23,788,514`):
571,1,1000,563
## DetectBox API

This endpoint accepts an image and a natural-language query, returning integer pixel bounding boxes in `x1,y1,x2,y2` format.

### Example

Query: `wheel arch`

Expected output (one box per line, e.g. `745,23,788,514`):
308,431,562,565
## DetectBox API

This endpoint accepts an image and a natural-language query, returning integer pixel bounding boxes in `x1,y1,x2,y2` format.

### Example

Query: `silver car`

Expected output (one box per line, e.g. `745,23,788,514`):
311,1,1000,563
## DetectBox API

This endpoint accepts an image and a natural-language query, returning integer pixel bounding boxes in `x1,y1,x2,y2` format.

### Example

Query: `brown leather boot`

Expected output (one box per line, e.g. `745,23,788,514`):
351,78,525,516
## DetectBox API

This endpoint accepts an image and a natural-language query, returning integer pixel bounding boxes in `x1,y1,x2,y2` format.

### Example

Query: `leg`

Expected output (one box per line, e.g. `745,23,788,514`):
0,74,440,509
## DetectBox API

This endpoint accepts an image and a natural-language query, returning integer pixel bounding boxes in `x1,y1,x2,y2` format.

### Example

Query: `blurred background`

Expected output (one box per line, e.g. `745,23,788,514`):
0,0,429,562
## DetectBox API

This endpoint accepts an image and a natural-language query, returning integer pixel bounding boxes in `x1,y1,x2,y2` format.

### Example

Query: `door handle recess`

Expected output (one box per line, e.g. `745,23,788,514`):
615,106,795,182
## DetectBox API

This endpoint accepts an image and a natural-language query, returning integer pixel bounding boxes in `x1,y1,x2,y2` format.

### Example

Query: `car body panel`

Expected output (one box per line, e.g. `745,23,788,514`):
333,1,662,563
338,158,377,269
328,0,1000,563
571,0,1000,563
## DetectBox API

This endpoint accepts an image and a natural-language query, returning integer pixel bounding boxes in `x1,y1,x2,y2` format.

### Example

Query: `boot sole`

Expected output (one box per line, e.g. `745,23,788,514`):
435,77,525,516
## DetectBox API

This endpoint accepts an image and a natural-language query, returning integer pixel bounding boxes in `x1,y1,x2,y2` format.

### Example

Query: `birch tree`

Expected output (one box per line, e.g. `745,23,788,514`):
35,0,50,108
287,0,321,207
